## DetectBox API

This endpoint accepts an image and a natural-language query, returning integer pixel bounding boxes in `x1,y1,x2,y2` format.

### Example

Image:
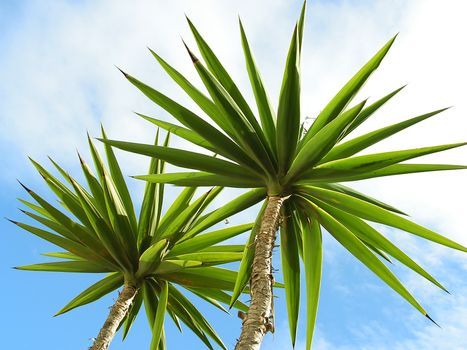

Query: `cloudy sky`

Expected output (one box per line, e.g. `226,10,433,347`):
1,0,467,349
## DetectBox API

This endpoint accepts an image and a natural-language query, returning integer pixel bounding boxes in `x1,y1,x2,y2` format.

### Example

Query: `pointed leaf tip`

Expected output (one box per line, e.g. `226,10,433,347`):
17,180,32,193
147,47,160,60
426,314,441,328
67,174,78,186
184,14,196,31
115,65,129,78
181,39,199,63
5,217,18,225
76,150,85,164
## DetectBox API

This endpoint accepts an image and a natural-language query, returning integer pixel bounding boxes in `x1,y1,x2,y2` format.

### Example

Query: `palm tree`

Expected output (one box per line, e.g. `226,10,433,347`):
102,1,467,349
9,128,263,350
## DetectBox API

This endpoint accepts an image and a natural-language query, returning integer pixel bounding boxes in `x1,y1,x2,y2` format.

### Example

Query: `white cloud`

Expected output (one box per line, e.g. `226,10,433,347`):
0,0,296,178
311,261,467,350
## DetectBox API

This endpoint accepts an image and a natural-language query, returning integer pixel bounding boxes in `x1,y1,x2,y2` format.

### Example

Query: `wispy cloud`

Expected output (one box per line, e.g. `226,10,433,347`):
0,0,296,176
312,261,467,350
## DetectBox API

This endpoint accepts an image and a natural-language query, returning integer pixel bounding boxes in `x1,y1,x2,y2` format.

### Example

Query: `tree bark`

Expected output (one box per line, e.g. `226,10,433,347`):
235,196,287,350
90,284,138,350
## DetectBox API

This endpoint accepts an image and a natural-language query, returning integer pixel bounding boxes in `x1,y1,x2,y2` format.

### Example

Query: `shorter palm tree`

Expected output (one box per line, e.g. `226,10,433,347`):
10,128,264,350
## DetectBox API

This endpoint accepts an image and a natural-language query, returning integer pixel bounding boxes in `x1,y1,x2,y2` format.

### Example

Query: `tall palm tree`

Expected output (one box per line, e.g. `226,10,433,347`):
10,128,263,350
102,2,467,349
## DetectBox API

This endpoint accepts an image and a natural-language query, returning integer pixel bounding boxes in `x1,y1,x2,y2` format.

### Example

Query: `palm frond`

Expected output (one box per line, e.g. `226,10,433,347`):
12,128,255,348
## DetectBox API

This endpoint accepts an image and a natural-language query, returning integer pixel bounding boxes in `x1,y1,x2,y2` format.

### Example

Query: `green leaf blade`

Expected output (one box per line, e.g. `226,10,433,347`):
148,49,233,134
300,214,322,350
304,34,397,139
314,200,448,292
150,281,168,350
168,223,253,257
138,239,169,277
341,85,406,139
184,188,267,239
312,183,407,215
307,143,467,182
135,172,263,188
280,204,301,346
100,140,254,180
304,199,428,316
101,127,138,235
239,19,277,153
288,100,366,181
277,25,301,175
185,44,276,176
55,273,123,316
186,16,273,164
139,114,218,153
321,107,449,164
169,284,227,349
15,261,111,273
121,70,261,173
301,186,467,252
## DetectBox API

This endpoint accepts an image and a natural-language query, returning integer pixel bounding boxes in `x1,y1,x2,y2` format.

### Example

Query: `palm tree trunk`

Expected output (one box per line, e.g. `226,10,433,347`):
90,284,138,350
235,196,287,350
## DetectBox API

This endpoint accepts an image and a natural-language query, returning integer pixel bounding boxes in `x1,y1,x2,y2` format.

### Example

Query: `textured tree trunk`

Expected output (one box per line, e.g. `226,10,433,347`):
235,196,287,350
90,284,138,350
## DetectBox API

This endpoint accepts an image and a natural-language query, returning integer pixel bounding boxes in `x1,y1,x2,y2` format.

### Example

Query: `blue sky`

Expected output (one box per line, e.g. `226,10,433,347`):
1,0,467,349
